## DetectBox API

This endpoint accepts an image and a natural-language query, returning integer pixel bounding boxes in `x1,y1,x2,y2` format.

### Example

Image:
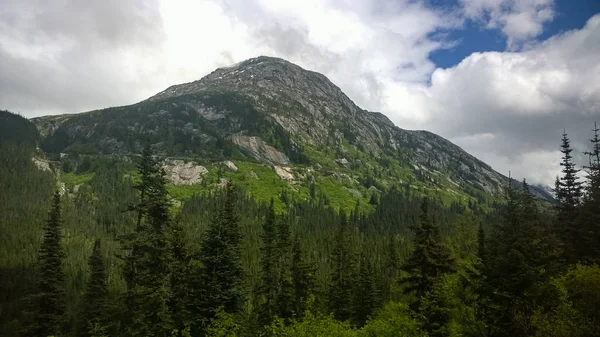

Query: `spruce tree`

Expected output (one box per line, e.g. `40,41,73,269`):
329,210,357,321
28,191,67,337
578,122,600,262
79,239,109,337
477,223,486,265
352,253,378,327
170,222,192,331
290,236,314,318
192,182,243,334
585,122,600,198
383,236,399,302
274,211,294,322
122,145,173,337
486,180,562,337
556,131,583,262
401,198,453,309
257,200,278,328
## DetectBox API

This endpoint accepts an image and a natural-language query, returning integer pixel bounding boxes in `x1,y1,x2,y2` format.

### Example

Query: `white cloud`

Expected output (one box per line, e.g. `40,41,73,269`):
460,0,555,48
405,14,600,185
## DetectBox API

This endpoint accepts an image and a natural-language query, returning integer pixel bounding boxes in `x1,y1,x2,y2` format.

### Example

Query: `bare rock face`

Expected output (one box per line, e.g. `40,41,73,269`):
163,159,208,186
32,157,51,172
232,134,290,165
274,166,296,182
336,158,350,168
223,160,238,172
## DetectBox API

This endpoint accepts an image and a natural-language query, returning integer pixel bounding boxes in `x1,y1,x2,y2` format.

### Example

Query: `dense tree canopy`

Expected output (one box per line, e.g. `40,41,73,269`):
1,109,599,337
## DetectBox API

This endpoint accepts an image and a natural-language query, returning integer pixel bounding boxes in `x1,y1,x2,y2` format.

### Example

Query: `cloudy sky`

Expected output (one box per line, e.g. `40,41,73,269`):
1,0,599,186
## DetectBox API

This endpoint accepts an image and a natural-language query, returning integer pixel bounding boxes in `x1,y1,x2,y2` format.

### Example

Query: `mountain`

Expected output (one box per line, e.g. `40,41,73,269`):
32,56,549,207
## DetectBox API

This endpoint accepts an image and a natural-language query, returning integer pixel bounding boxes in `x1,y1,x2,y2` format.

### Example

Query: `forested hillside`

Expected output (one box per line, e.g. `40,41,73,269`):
1,108,600,336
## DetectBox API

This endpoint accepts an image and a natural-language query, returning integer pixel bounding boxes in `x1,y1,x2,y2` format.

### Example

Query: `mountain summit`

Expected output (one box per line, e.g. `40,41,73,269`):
33,56,550,203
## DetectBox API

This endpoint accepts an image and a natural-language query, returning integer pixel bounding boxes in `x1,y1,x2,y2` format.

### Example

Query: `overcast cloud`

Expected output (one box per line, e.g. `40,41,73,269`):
1,0,599,186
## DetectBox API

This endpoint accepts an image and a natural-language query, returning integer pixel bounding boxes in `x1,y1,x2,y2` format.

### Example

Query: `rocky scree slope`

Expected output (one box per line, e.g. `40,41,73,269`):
32,56,550,202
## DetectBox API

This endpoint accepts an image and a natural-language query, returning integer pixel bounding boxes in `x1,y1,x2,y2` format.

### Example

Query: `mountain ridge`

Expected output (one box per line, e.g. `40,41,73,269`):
30,55,551,203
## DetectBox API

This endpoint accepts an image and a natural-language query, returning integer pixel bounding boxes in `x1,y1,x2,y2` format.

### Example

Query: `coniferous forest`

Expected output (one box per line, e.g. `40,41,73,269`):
2,110,600,337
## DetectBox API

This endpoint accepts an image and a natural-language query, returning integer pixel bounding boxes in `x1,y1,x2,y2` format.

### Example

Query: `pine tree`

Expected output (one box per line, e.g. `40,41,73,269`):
578,122,600,262
274,213,294,322
401,198,453,309
122,145,173,337
27,191,67,337
477,223,486,265
585,122,600,198
352,253,379,327
192,182,243,335
257,200,278,328
79,239,109,337
290,236,314,318
132,144,155,229
170,222,192,331
556,131,583,262
329,210,357,322
383,236,399,302
486,180,562,337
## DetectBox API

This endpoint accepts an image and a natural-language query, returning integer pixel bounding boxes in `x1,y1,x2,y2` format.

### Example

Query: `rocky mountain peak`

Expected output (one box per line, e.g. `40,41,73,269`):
150,56,346,103
31,56,552,201
148,56,366,122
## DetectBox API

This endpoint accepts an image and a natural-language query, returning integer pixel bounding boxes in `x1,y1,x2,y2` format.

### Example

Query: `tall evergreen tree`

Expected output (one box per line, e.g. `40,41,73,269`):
556,131,583,263
401,198,454,309
329,210,357,322
585,122,600,198
257,200,278,328
169,222,192,331
383,236,399,302
477,222,486,265
486,180,562,337
79,239,109,337
132,144,155,229
122,145,173,337
578,122,600,262
275,210,294,322
352,252,379,327
192,182,243,335
27,191,67,337
290,236,314,318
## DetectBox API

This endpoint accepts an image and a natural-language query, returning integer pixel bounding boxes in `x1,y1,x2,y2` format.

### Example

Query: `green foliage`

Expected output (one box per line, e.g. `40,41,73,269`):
290,237,315,319
79,239,109,337
329,211,358,322
61,172,95,186
359,302,425,337
3,118,600,337
401,198,454,309
26,191,67,337
352,253,379,327
257,200,279,328
531,264,600,337
263,310,356,337
205,309,240,337
192,182,244,334
556,132,584,263
121,145,174,336
169,222,193,331
484,180,563,337
0,110,39,147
